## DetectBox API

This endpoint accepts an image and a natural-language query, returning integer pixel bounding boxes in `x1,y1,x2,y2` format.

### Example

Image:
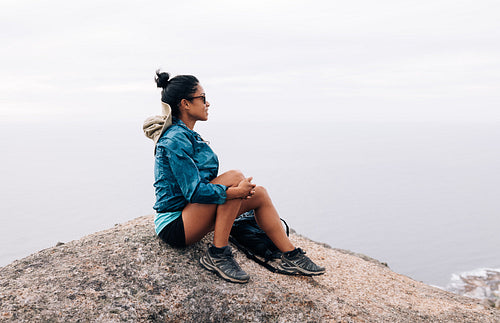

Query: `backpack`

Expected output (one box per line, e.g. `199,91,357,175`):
229,210,290,273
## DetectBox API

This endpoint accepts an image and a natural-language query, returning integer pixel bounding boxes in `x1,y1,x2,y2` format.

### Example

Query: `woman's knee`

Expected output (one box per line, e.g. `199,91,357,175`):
253,186,271,202
255,185,268,195
227,169,245,182
212,169,245,187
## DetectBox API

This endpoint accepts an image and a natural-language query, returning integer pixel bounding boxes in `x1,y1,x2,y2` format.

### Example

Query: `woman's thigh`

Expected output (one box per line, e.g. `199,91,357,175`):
210,169,245,187
182,203,217,245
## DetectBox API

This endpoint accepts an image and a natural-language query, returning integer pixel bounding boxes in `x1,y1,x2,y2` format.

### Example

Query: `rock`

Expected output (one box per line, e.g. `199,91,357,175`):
482,299,496,308
1,215,499,322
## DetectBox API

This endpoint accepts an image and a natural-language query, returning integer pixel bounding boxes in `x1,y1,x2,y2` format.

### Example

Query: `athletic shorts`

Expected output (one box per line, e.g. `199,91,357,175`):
157,214,186,248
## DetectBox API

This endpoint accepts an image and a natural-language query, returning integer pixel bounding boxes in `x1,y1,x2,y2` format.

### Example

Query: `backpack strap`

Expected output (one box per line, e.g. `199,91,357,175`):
280,218,290,237
229,236,281,273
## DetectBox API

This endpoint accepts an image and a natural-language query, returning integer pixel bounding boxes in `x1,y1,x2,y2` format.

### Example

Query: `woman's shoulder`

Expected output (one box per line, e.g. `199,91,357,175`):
157,124,193,150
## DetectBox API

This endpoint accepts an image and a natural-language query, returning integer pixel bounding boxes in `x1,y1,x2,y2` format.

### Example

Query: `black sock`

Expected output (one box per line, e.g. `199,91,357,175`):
284,248,299,258
209,244,228,255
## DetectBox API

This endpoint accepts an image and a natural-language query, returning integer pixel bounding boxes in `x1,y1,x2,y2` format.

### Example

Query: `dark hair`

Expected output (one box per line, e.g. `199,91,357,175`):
155,70,199,118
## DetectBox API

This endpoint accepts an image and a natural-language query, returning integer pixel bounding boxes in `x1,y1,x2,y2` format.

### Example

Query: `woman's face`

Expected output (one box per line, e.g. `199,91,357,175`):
186,84,210,121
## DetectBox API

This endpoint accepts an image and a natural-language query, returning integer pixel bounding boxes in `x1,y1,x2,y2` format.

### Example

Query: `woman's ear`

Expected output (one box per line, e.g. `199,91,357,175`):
178,99,190,113
180,98,190,110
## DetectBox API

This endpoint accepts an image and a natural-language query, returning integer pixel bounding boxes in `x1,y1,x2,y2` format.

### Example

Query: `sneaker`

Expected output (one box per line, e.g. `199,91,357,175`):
277,248,326,276
200,244,250,284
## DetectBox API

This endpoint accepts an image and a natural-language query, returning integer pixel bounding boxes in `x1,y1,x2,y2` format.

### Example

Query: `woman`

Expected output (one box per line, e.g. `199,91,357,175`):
145,71,325,283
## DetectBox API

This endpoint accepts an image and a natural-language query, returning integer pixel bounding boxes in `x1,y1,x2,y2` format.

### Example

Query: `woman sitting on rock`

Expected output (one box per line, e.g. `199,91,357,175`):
143,71,325,283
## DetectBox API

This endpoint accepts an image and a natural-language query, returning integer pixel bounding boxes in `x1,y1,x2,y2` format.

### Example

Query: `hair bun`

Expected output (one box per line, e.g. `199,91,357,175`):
155,70,170,88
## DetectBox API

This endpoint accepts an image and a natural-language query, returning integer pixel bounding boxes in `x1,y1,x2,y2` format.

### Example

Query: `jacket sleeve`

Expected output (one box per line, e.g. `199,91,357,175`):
164,135,227,205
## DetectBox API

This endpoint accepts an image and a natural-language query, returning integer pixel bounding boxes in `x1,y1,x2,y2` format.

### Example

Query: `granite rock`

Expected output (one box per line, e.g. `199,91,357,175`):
1,215,499,322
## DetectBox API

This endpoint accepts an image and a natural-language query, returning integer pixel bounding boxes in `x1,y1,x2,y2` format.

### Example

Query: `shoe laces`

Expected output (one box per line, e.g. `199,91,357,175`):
284,248,321,271
212,247,244,273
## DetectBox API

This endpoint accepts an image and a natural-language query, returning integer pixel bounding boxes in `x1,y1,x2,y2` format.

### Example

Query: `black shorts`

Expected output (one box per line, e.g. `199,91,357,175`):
158,215,186,248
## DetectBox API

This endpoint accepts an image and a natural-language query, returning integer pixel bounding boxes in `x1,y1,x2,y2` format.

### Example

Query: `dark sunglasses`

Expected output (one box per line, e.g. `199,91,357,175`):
187,95,206,104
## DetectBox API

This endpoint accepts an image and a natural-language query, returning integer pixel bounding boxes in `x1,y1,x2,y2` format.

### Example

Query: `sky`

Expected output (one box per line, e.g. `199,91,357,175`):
1,1,500,282
1,0,500,123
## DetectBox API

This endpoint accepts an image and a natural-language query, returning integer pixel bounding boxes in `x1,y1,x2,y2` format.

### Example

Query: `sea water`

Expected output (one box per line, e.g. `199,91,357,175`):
1,120,499,290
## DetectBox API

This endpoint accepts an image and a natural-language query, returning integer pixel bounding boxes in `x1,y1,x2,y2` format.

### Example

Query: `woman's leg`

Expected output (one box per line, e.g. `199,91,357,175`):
181,203,217,245
184,171,324,278
182,170,245,246
182,170,293,251
239,186,325,275
238,186,295,253
211,198,243,247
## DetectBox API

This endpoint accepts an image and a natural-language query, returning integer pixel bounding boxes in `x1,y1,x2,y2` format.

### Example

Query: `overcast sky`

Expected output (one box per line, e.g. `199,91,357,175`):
1,0,499,123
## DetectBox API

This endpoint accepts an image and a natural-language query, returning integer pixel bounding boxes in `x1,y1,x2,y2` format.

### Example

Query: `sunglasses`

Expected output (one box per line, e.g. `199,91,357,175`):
187,95,206,104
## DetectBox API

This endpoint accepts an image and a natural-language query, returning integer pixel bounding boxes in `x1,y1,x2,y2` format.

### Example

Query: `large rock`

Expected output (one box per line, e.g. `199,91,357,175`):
0,215,499,322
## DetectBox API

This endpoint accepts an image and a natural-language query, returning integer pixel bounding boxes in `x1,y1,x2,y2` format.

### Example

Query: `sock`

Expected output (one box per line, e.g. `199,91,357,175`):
284,248,300,258
209,244,229,255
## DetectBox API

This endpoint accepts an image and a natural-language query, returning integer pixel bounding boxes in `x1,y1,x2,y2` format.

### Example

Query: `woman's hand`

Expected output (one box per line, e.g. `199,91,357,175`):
237,177,256,199
226,177,256,200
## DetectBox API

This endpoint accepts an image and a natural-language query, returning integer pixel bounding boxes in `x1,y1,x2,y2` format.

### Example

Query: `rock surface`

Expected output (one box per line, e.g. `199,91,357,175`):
1,215,499,322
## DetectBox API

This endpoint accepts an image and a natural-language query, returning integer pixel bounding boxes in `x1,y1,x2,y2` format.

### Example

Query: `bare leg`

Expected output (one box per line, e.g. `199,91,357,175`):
183,170,295,252
182,170,245,246
237,186,325,276
212,198,242,247
182,203,217,245
238,186,295,253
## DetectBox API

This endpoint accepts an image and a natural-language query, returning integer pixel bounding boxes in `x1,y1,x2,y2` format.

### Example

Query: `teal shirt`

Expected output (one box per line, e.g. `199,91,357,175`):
155,211,182,235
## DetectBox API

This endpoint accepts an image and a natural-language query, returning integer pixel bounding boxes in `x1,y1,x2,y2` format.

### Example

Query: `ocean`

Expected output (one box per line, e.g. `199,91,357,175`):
1,120,499,290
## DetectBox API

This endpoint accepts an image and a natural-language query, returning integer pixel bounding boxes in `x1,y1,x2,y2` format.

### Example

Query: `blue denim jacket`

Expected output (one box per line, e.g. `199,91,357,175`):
153,118,227,213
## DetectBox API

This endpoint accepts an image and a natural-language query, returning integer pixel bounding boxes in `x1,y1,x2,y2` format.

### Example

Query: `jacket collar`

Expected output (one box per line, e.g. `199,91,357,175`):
172,117,200,137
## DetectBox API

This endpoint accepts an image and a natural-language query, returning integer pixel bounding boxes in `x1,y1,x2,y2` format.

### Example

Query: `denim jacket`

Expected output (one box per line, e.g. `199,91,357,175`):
153,118,227,212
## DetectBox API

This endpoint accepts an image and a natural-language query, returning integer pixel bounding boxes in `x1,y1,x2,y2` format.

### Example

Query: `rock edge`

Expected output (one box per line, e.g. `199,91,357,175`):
1,215,499,322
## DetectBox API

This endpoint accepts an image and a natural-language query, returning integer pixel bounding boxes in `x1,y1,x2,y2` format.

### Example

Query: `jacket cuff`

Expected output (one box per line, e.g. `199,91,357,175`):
214,184,227,204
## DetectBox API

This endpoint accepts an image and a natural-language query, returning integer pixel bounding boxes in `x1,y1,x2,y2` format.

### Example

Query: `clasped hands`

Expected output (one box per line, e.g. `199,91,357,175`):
237,177,256,199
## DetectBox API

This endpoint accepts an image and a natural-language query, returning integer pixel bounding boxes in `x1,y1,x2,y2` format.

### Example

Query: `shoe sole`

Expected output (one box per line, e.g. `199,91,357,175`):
200,255,250,284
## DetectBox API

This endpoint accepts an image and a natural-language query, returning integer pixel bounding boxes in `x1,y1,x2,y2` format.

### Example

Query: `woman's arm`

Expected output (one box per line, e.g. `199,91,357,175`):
163,136,227,204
